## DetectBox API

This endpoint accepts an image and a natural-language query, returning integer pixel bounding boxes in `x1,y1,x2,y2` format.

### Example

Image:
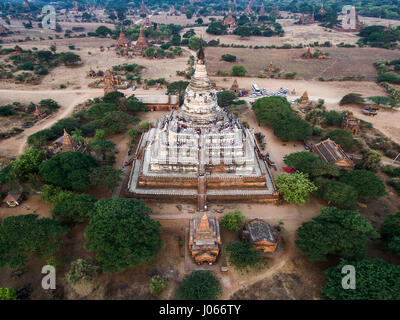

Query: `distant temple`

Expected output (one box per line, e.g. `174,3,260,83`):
0,25,9,36
33,105,47,119
311,139,354,171
124,47,278,208
142,16,153,29
318,3,326,16
259,3,267,16
116,29,131,56
223,8,237,31
230,79,239,93
181,2,186,14
334,6,365,32
342,111,360,136
298,13,315,25
244,0,253,15
300,91,309,104
240,219,278,253
189,213,221,264
22,0,30,10
50,129,87,154
103,69,122,94
133,26,149,55
139,0,148,15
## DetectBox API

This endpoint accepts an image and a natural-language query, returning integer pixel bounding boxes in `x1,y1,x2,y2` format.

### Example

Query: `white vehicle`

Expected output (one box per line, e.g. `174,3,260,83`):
252,83,261,93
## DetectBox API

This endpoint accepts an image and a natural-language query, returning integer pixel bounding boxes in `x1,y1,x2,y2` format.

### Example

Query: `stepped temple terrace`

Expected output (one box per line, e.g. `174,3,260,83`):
124,48,278,210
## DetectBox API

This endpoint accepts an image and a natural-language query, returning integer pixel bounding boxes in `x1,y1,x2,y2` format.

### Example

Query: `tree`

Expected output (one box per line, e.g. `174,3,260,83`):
381,212,400,255
103,91,124,104
295,207,378,261
167,81,189,99
220,210,246,232
41,184,75,206
0,214,67,269
39,151,98,192
95,26,113,37
89,166,122,191
89,131,116,161
188,36,206,50
39,99,60,112
377,72,400,84
149,275,167,296
11,147,46,182
66,259,99,285
360,149,382,172
102,111,138,134
221,54,236,62
252,96,293,127
367,96,397,108
323,129,356,151
322,259,400,300
235,26,251,37
58,52,81,66
273,116,312,141
225,241,262,270
52,193,97,222
217,90,237,108
283,152,339,178
0,288,17,300
340,170,387,200
322,182,358,209
206,22,226,35
126,96,148,112
276,172,317,205
85,198,163,273
87,103,119,119
231,65,247,76
177,271,222,300
339,93,365,106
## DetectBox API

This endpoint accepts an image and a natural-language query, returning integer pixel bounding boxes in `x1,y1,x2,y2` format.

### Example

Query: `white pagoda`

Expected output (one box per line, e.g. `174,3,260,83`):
126,47,278,209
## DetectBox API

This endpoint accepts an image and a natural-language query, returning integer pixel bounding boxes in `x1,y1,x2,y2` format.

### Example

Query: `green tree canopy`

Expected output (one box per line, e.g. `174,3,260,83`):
52,193,97,223
295,207,378,261
220,210,246,232
339,93,365,106
66,259,99,285
322,182,358,209
322,259,400,300
39,151,98,192
340,170,387,200
276,172,317,205
87,103,119,119
11,147,46,182
381,212,400,255
58,52,81,66
89,166,122,191
323,129,356,151
103,91,125,104
231,65,247,76
177,271,222,300
217,90,237,108
284,151,340,178
85,198,163,273
225,241,262,270
0,214,67,269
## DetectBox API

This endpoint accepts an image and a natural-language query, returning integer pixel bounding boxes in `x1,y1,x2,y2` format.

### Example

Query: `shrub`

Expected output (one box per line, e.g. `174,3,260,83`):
0,288,17,300
225,241,262,270
149,275,167,295
231,65,247,76
221,54,236,62
177,271,222,300
339,93,365,105
66,259,99,285
220,210,246,232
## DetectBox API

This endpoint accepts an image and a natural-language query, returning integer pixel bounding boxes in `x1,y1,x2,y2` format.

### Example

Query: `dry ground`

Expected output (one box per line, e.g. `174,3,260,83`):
205,47,400,80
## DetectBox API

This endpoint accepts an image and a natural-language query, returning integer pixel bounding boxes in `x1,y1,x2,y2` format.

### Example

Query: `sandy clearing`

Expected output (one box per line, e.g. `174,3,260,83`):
0,89,103,158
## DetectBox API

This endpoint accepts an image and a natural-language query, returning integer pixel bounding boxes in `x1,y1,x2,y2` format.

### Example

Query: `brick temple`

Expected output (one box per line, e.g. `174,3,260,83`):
124,47,278,210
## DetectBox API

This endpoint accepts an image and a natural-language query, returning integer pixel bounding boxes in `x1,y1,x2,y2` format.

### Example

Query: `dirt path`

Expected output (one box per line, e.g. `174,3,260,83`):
0,88,103,157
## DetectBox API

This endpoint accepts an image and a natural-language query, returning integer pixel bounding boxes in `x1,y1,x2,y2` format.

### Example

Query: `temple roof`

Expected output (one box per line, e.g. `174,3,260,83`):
246,219,276,243
312,139,353,165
